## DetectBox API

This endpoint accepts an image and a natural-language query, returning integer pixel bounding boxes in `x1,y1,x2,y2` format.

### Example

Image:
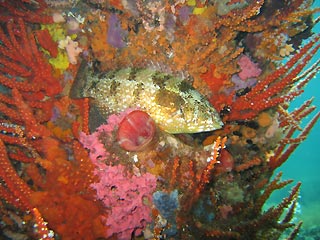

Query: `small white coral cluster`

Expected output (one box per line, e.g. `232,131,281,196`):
279,44,295,57
274,33,295,57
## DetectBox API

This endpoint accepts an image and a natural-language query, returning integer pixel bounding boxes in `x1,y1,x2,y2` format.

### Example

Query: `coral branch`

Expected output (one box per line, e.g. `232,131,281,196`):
0,18,61,97
0,0,53,23
254,172,293,214
228,35,320,121
205,229,240,239
170,156,180,189
0,139,32,210
235,157,262,172
281,200,297,225
197,137,226,193
31,208,54,240
12,88,50,138
269,112,320,169
35,29,58,57
286,221,303,240
82,98,90,135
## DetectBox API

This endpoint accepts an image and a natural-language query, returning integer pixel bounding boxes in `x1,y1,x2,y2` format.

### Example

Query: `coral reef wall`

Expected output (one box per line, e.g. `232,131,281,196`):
0,0,319,239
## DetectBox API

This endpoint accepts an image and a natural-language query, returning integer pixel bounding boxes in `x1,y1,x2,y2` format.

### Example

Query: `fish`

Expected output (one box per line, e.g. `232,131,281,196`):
70,63,223,134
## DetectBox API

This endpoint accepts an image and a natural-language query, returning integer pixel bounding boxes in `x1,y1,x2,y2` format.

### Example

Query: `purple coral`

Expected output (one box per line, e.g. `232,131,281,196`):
231,74,257,91
178,6,192,25
91,164,157,240
107,14,128,48
222,74,257,96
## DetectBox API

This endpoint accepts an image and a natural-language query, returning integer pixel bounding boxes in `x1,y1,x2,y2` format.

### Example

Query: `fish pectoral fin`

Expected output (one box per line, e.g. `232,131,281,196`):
88,104,106,132
69,60,89,99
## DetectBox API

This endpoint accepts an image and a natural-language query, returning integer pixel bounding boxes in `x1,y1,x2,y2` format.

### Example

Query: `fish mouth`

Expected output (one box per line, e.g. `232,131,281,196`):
211,116,224,131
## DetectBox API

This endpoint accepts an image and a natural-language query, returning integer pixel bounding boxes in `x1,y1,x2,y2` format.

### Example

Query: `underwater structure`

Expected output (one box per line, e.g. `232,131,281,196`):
0,0,319,239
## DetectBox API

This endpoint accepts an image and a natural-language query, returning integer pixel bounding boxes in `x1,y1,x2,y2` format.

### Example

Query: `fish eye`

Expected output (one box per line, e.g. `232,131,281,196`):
220,105,231,118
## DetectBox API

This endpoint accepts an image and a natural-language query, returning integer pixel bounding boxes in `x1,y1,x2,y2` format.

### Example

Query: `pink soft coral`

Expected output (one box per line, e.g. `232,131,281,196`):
91,164,157,240
79,131,108,167
79,108,137,166
80,109,157,239
237,55,262,80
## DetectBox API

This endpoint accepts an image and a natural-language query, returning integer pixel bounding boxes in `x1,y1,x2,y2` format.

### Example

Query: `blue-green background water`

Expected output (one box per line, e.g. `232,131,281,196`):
268,0,320,235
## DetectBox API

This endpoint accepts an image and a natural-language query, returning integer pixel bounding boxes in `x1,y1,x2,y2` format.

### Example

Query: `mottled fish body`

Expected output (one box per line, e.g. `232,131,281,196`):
71,67,223,134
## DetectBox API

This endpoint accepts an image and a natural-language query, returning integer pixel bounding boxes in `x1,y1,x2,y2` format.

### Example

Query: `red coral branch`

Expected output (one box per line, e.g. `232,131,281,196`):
0,140,54,239
82,98,90,135
253,172,293,214
8,151,34,163
278,98,316,128
190,137,227,205
12,88,51,138
0,17,61,136
269,112,320,169
286,221,303,240
35,29,58,57
31,208,54,240
0,18,61,97
234,157,262,172
0,0,53,24
227,35,320,121
0,139,32,210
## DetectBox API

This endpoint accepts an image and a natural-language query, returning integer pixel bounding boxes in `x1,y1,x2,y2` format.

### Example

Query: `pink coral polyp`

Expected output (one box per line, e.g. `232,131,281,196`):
117,110,156,151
